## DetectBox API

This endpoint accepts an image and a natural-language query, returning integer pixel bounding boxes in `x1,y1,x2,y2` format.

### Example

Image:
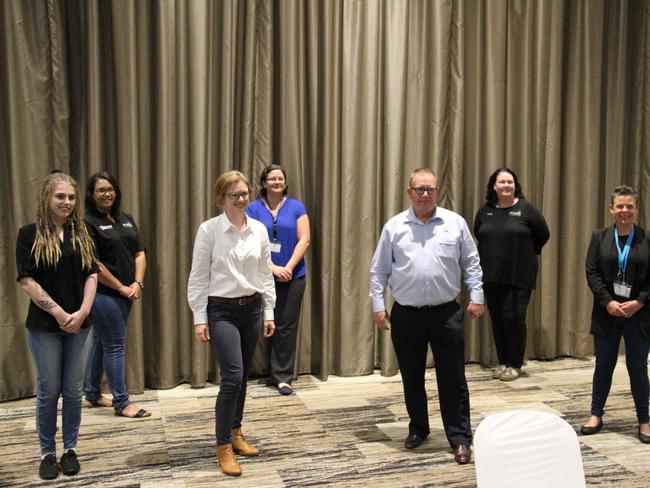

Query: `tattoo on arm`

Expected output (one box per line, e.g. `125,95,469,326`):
36,290,56,310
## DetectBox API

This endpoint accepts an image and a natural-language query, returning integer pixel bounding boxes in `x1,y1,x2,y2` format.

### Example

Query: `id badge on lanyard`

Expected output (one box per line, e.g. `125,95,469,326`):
613,279,631,298
614,227,634,299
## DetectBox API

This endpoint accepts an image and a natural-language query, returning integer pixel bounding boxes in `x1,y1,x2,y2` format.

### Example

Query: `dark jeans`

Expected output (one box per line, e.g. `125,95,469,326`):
483,283,532,369
268,276,306,385
84,293,133,408
27,326,93,454
591,316,650,423
207,296,262,445
390,301,472,447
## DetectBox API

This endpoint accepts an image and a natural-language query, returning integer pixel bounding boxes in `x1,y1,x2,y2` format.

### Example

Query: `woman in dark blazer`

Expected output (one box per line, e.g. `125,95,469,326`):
581,185,650,443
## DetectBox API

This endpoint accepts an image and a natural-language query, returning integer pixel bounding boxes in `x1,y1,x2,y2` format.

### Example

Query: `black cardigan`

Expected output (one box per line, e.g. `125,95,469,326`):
585,224,650,337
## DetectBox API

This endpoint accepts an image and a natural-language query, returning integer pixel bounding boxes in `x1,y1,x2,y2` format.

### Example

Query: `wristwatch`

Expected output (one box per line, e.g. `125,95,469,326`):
136,281,144,290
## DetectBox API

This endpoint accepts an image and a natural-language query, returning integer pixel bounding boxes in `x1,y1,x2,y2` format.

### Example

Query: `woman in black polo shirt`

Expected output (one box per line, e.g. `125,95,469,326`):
83,172,151,418
473,168,550,381
16,172,98,479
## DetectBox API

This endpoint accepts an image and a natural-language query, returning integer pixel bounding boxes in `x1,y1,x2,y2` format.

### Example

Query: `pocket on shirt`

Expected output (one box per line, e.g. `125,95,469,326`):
437,239,458,258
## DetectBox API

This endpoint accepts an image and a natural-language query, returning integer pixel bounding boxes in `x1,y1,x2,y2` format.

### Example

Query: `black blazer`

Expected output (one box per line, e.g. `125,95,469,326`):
586,224,650,337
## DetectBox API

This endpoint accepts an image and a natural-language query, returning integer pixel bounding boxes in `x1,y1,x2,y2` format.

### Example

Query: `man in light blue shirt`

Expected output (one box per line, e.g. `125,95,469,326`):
369,167,484,465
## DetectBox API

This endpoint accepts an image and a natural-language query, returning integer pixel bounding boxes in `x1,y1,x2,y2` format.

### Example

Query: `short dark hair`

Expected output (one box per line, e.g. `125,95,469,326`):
85,171,122,217
259,164,288,198
610,185,637,205
485,167,525,207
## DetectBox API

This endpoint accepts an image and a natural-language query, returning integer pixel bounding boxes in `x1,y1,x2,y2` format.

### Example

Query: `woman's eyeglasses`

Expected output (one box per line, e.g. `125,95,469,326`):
225,191,250,201
95,187,115,195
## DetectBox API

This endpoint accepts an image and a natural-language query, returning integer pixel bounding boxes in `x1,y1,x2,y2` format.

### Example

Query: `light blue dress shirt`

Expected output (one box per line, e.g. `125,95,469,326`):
369,206,484,312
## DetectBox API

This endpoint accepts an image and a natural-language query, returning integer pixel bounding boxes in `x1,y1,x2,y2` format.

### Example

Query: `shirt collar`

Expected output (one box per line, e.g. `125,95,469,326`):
219,213,251,234
406,206,441,225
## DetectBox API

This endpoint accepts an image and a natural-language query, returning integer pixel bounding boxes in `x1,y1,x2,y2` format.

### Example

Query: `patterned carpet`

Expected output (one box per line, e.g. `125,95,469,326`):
1,357,650,487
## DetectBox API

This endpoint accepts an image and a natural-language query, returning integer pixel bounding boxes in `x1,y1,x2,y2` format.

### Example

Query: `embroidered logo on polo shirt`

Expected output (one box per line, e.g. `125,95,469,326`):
122,222,134,228
509,210,521,216
99,225,113,230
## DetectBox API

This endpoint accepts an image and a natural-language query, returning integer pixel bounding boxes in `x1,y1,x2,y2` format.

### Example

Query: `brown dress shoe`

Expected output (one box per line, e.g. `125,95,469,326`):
404,433,425,449
453,445,472,464
216,443,242,476
232,427,260,456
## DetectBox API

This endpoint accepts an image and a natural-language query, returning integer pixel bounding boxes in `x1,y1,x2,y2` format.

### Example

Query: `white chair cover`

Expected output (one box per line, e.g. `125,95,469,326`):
474,409,586,488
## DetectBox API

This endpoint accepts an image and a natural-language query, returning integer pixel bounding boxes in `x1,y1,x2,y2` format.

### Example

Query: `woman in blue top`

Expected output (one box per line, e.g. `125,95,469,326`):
247,164,310,395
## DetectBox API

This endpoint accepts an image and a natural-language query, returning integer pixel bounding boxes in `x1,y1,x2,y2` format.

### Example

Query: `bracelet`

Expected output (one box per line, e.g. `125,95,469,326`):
136,281,144,290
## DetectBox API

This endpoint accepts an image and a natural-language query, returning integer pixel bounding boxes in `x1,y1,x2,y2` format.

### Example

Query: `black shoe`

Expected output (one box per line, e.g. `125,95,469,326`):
580,418,603,435
60,450,80,476
39,454,59,480
404,433,426,449
278,384,293,395
639,427,650,444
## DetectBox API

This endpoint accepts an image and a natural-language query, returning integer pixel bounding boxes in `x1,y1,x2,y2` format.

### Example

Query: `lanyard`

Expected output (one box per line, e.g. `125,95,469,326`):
614,226,635,277
264,197,285,242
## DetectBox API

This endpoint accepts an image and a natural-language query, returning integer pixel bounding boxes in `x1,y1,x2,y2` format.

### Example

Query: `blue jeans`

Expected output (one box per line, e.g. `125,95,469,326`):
84,293,132,409
27,326,92,455
591,316,650,423
207,297,262,445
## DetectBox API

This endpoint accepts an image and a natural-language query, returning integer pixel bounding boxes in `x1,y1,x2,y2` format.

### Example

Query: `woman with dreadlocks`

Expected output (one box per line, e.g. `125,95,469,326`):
16,172,98,480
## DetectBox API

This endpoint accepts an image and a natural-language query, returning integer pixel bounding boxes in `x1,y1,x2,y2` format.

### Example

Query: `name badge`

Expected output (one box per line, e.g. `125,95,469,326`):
614,281,632,298
270,242,282,253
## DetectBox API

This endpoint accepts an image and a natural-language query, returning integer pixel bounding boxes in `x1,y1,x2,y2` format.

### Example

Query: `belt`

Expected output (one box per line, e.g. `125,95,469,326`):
208,293,260,306
399,300,456,310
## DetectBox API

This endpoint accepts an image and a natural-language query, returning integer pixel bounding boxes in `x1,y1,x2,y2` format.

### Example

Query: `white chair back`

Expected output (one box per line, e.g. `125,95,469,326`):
474,409,586,488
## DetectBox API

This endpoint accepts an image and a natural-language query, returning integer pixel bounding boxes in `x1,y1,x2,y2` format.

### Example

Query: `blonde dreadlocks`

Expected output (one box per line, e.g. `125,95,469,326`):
32,172,95,270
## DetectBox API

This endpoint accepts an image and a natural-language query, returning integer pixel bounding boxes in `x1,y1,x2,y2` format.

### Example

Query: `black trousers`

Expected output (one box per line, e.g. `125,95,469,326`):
483,283,532,369
268,276,306,385
390,301,472,447
591,317,650,423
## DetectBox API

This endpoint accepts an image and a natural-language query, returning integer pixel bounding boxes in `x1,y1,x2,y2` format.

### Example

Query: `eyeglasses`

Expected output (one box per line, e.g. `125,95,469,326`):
266,177,285,182
411,187,438,196
95,187,115,195
225,191,250,201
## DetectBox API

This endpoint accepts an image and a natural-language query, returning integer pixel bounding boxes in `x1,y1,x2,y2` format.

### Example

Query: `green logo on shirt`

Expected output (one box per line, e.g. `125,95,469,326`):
509,210,521,216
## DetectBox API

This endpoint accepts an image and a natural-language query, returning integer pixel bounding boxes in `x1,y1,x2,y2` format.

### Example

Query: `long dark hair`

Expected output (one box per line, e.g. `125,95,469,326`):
259,164,289,198
484,167,525,207
85,171,122,217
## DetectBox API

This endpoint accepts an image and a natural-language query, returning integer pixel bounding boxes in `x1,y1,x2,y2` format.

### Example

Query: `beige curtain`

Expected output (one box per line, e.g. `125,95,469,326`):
2,0,649,400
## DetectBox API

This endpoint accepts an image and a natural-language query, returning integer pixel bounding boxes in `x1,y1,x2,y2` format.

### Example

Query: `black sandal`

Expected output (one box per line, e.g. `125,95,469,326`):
84,398,110,408
114,406,151,418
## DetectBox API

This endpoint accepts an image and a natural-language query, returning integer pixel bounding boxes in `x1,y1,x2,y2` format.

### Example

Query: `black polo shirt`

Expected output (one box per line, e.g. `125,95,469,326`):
16,223,99,331
85,208,146,297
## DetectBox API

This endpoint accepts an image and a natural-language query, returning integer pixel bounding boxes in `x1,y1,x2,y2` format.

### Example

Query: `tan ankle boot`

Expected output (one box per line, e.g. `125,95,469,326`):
232,427,260,456
216,443,241,476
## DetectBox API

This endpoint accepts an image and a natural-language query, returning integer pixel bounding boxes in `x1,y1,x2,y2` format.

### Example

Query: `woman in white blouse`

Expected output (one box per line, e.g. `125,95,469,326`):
187,170,276,477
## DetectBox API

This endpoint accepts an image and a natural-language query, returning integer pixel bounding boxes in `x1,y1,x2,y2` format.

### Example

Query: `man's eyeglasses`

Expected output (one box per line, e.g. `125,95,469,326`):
411,187,438,196
95,187,115,195
225,191,250,201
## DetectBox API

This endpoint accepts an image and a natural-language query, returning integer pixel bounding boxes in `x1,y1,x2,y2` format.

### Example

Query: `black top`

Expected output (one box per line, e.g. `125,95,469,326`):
586,224,650,337
85,208,145,297
473,199,550,289
16,223,99,331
